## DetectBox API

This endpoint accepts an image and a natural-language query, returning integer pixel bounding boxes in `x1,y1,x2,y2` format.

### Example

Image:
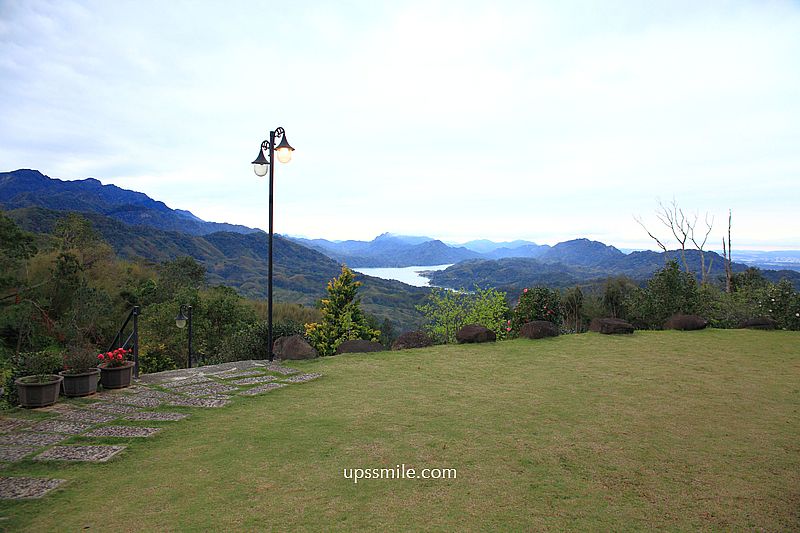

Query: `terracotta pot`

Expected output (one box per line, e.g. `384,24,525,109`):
15,375,64,408
59,368,100,397
99,361,134,389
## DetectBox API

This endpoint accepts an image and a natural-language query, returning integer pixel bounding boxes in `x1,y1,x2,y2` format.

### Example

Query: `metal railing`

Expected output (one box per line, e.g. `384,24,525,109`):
108,306,140,378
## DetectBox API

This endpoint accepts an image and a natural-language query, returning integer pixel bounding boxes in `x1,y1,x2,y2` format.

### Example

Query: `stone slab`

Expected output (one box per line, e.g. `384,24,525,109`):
84,402,143,414
174,382,239,396
0,433,67,447
0,477,67,499
0,418,30,433
232,376,276,386
159,376,212,389
85,426,162,438
167,397,231,408
124,412,189,422
0,446,38,462
216,370,269,380
265,364,300,375
34,445,127,462
239,383,287,396
280,373,323,384
58,410,118,424
28,420,93,435
112,395,163,408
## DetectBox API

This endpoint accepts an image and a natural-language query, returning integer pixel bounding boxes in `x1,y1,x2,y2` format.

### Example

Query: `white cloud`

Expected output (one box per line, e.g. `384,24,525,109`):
1,0,799,250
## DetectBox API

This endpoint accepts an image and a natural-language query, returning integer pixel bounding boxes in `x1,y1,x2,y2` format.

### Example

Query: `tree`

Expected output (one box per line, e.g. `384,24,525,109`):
635,199,718,280
305,266,380,355
626,260,699,328
722,209,733,293
417,287,509,344
561,286,584,332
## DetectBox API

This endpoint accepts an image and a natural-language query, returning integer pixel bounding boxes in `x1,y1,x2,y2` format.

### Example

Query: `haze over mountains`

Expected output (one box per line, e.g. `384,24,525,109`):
2,169,799,311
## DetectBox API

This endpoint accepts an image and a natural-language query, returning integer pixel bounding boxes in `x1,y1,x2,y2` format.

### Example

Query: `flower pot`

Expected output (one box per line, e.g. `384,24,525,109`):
59,368,100,397
15,375,64,408
99,362,134,389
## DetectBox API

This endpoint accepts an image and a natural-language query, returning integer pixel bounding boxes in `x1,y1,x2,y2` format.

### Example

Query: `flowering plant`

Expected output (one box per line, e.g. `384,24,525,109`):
97,348,132,368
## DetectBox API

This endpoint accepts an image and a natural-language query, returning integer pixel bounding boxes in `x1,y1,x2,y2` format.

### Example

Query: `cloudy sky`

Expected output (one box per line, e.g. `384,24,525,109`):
1,0,798,250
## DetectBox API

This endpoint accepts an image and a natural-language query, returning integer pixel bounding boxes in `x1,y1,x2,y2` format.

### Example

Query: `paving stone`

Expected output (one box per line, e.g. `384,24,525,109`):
124,412,189,422
0,433,67,447
159,376,212,389
84,402,143,414
239,383,288,396
0,477,67,499
34,445,126,462
112,395,163,408
174,382,239,396
265,363,300,375
133,389,181,400
0,418,30,433
28,420,93,435
0,446,38,462
85,426,162,438
231,375,276,386
280,372,323,384
167,397,230,408
216,370,269,380
57,410,118,424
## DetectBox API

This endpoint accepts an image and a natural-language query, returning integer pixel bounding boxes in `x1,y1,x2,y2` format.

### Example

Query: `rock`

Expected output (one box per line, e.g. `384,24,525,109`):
335,339,385,354
519,320,559,339
738,317,778,330
456,324,496,344
273,335,317,360
589,318,635,335
664,314,708,331
392,331,434,350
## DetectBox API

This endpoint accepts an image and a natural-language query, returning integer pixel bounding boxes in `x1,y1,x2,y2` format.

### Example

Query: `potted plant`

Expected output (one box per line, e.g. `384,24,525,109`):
59,346,101,397
98,347,134,389
14,350,64,408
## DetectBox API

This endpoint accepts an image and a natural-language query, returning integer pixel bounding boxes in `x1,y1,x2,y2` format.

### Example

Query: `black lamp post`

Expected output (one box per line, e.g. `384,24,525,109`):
175,304,193,368
251,127,294,361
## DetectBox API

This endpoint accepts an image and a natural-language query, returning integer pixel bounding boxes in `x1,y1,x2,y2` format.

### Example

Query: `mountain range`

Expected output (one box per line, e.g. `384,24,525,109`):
2,169,799,325
0,170,428,331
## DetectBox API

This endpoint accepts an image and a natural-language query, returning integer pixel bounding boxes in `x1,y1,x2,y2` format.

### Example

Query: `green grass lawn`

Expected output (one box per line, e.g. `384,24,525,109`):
2,330,799,531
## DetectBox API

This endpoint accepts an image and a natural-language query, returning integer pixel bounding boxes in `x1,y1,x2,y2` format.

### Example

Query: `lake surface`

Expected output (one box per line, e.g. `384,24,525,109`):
353,264,452,287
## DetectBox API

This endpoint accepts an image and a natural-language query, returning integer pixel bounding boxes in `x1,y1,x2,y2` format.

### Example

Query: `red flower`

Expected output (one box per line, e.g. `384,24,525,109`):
97,354,104,360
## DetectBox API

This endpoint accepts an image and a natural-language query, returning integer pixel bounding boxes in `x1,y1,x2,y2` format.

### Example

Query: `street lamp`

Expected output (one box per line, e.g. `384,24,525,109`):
251,127,294,361
174,304,193,368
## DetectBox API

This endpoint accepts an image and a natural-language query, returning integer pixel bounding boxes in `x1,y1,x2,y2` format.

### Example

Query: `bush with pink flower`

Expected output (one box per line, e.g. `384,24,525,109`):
97,347,132,368
510,286,562,334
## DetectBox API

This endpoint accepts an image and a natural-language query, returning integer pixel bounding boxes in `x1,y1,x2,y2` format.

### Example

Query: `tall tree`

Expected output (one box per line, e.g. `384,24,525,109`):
305,266,380,355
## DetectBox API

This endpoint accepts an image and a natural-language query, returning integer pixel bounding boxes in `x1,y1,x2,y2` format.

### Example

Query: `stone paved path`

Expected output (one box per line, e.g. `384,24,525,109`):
0,360,322,499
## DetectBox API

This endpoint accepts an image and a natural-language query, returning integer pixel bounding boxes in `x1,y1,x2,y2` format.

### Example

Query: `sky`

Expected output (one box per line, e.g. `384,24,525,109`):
1,0,799,250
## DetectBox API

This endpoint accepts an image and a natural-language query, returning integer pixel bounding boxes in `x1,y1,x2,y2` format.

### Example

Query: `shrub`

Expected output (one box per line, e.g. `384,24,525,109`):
139,343,178,374
510,286,561,334
305,266,380,356
625,261,698,329
417,287,509,344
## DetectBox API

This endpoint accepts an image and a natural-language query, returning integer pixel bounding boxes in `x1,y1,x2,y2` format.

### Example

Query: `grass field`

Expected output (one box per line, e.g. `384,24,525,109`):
2,330,799,531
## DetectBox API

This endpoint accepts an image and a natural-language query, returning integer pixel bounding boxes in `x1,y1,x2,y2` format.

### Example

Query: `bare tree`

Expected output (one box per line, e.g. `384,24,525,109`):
634,215,668,264
689,212,714,284
722,210,733,293
655,199,691,272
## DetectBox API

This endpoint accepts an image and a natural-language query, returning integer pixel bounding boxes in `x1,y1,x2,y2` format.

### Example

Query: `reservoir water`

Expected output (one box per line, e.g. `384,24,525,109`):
353,264,452,287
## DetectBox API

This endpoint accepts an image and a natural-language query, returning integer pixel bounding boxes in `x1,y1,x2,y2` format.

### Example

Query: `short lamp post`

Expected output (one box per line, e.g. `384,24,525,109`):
251,127,294,361
174,304,193,368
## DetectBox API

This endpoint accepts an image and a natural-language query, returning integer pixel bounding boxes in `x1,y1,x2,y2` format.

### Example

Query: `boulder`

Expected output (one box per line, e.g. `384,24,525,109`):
664,314,708,331
589,318,635,335
456,324,496,344
335,339,385,354
273,335,317,360
519,320,559,339
392,331,434,350
738,317,778,330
